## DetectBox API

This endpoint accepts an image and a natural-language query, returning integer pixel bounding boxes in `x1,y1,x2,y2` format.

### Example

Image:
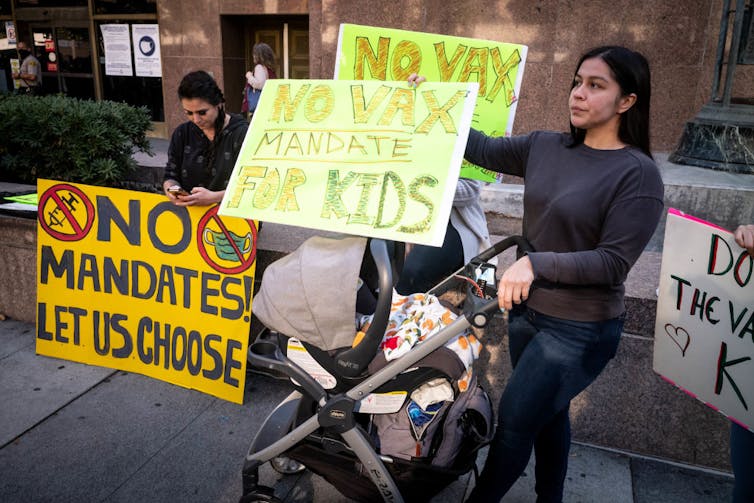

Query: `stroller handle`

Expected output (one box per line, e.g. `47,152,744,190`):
474,235,534,263
461,235,534,328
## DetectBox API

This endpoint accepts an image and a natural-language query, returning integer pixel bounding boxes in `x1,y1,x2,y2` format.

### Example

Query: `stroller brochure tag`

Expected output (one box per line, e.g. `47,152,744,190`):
286,338,337,389
357,391,408,414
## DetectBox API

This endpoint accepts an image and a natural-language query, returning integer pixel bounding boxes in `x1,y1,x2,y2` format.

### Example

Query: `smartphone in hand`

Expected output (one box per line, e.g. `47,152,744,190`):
167,185,189,196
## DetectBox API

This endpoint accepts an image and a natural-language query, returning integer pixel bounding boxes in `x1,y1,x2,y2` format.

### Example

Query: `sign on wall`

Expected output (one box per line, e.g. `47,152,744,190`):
100,24,133,76
653,209,754,430
36,180,257,404
132,24,162,77
335,23,527,182
218,78,478,247
5,21,16,46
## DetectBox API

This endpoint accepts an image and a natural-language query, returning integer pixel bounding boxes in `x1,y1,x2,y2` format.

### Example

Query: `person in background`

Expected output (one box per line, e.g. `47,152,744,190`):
242,42,277,117
410,44,664,502
163,70,248,207
395,178,492,295
730,224,754,503
12,41,42,95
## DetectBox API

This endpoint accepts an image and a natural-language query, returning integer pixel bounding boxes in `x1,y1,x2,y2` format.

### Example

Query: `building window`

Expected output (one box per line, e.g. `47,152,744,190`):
15,0,88,6
96,21,164,121
0,21,14,93
56,27,95,99
93,0,156,15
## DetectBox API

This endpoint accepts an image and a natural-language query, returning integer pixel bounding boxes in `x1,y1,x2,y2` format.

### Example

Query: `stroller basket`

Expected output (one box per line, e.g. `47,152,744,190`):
242,235,531,503
283,441,478,503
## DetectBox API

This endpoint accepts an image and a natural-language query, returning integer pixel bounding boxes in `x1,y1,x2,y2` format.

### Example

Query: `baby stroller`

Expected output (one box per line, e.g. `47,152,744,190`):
241,234,530,503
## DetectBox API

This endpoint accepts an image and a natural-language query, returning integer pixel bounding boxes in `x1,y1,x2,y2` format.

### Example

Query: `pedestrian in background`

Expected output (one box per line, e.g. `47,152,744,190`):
242,42,277,118
163,70,248,207
410,44,664,502
12,41,42,95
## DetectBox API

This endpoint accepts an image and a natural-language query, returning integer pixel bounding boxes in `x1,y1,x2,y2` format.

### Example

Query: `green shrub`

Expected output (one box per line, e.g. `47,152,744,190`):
0,94,153,186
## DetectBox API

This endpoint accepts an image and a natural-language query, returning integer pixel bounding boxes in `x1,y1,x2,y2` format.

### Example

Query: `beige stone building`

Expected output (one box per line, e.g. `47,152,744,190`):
2,0,751,152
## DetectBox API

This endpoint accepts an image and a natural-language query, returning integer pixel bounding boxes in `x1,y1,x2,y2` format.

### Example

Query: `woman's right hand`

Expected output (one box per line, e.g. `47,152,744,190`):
497,256,534,311
408,73,426,88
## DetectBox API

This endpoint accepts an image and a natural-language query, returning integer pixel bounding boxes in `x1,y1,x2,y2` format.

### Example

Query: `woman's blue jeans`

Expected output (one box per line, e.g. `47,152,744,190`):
731,421,754,502
468,305,624,502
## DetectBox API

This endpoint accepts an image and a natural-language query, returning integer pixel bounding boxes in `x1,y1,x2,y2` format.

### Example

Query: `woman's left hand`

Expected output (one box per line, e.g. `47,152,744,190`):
734,224,754,257
497,256,534,311
408,73,426,87
172,187,223,207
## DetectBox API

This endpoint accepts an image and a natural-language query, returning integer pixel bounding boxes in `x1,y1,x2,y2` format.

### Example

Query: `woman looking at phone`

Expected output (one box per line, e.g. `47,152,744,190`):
163,70,248,207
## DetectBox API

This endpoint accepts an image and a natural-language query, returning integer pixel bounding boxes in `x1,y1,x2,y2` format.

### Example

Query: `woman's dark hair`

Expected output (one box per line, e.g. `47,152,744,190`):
569,46,652,158
178,70,226,131
178,70,227,169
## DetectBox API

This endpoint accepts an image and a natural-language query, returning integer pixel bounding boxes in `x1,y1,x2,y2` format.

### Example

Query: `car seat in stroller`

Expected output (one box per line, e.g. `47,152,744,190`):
241,234,531,503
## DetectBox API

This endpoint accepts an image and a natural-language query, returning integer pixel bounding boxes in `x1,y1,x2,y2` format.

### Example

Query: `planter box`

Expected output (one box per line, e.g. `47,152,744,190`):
0,214,36,323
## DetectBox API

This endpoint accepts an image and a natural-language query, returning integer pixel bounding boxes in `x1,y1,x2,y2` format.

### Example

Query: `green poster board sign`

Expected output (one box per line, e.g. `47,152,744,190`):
218,79,478,246
5,193,37,204
335,23,528,182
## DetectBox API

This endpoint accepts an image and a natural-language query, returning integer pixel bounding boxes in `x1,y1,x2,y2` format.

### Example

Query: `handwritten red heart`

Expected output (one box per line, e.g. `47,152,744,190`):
664,324,690,357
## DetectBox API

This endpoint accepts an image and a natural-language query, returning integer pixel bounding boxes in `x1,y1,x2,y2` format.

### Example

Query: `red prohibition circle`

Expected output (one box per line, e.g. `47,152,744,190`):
37,184,95,242
196,206,258,274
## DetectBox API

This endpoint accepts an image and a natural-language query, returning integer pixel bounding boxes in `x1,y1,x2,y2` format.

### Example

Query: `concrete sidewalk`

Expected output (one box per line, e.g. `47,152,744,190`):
0,318,734,503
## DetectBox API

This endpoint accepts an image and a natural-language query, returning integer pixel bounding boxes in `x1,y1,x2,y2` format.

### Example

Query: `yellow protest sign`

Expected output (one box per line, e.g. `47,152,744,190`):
219,79,478,247
36,180,257,404
335,23,528,182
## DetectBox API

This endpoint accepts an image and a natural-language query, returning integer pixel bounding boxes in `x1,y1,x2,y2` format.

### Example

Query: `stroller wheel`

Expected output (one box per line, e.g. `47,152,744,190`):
270,456,306,475
239,485,282,503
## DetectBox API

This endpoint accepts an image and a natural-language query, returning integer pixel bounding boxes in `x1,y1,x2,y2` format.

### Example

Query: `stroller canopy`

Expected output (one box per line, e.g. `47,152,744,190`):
253,234,367,351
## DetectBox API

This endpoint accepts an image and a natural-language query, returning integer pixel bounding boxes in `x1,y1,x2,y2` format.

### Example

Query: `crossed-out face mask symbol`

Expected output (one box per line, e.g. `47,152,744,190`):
203,228,252,262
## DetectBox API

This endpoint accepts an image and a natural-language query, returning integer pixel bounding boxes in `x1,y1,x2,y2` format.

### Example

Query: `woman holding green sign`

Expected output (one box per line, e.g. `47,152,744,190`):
411,45,664,502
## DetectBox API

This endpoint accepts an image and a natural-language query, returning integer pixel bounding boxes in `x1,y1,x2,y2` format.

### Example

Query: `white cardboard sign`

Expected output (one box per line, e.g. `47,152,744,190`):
653,209,754,430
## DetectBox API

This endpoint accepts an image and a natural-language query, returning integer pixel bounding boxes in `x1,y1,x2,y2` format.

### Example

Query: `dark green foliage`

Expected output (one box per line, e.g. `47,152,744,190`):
0,94,153,186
